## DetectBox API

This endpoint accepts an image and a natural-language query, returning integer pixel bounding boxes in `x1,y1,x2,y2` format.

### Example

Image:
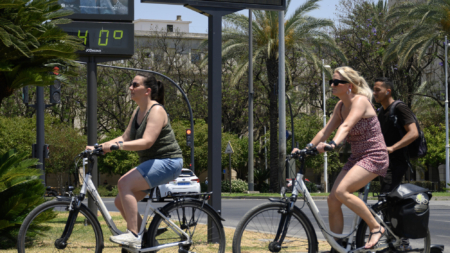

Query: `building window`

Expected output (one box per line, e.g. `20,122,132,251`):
167,25,173,32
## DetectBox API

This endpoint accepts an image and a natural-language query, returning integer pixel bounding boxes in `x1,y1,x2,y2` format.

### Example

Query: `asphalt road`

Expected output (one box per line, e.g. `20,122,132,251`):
99,197,450,250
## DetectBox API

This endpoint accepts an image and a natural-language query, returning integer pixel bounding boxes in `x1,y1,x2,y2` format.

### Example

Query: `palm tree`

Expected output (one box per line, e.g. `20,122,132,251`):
382,0,448,106
384,0,450,66
219,0,346,192
0,0,83,106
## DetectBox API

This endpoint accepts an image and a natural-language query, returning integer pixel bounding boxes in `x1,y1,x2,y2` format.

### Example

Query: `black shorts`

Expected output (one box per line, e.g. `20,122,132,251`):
380,163,408,193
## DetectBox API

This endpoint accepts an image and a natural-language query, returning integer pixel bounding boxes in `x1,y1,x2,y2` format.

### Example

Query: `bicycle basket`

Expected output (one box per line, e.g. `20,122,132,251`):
386,184,432,239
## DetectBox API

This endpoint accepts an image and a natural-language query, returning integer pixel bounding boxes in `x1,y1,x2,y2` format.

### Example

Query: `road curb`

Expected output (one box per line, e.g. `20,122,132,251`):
221,196,450,201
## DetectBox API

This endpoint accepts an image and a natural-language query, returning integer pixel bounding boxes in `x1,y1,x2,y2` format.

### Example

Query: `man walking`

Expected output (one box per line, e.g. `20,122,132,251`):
373,77,419,251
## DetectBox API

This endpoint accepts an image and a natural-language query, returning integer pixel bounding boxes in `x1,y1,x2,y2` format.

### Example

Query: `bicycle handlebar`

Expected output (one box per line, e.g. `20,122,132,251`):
79,144,119,158
287,145,334,161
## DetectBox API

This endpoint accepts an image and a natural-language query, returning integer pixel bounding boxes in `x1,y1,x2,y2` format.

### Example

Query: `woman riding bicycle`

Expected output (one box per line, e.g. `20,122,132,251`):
292,66,388,250
86,73,183,249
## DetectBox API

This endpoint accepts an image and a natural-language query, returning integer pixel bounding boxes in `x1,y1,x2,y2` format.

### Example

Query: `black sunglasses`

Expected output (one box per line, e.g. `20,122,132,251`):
129,82,140,88
329,79,349,86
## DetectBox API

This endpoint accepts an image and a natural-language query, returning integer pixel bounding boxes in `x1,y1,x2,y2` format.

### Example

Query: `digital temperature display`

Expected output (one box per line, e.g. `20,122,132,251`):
58,21,134,56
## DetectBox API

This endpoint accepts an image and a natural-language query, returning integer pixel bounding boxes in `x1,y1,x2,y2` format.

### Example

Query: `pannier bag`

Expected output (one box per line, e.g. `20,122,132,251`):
386,184,432,239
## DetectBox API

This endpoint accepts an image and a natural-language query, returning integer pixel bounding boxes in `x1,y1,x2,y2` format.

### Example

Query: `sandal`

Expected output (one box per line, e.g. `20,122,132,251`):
364,226,385,249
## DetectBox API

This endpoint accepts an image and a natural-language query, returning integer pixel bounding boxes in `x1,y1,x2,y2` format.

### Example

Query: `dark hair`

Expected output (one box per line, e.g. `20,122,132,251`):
374,77,394,91
137,73,165,105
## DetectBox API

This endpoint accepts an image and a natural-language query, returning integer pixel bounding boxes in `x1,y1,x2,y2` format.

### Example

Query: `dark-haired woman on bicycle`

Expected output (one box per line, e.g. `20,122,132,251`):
86,73,183,249
292,66,388,250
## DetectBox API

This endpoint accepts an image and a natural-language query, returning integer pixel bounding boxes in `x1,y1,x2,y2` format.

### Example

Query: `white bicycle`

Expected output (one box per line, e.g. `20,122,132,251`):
17,144,226,253
232,147,431,253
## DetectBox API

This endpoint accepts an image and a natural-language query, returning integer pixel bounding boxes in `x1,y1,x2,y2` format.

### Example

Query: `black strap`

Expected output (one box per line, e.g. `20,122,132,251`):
339,102,344,123
388,100,413,178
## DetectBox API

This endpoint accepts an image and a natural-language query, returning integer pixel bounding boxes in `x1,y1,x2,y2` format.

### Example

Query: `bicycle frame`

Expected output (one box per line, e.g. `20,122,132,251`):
287,155,399,253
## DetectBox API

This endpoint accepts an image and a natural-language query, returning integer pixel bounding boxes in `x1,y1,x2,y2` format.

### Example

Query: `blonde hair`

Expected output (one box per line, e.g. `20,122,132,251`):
334,66,373,100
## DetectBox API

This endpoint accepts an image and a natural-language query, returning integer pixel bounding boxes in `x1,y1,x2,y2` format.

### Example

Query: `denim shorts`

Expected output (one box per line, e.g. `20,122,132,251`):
136,158,183,190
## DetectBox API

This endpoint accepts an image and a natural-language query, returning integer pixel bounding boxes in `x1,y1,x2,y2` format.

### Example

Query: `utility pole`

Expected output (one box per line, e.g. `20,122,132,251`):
248,9,254,191
322,60,330,193
278,10,286,188
445,36,449,190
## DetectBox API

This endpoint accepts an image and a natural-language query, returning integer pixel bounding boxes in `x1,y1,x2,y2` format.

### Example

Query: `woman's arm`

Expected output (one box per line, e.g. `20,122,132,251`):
331,96,368,145
119,106,167,151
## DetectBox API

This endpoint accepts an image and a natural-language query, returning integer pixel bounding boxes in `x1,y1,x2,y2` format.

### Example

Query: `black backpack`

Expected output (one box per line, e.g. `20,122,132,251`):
389,101,427,158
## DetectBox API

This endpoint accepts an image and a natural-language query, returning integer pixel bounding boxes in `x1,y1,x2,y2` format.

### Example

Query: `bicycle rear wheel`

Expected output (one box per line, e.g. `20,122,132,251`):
147,199,225,253
232,202,317,253
17,200,104,253
355,210,430,253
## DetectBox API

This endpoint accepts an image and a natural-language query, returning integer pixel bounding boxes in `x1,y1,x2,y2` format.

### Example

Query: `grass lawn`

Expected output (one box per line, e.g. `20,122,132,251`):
6,211,331,252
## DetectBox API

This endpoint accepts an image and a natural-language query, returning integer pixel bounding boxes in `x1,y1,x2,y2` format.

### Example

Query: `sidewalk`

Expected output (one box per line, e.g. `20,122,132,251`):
221,195,450,201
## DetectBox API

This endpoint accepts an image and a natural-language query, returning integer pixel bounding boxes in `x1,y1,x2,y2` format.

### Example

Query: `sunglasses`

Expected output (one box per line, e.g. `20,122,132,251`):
329,79,349,86
129,82,140,88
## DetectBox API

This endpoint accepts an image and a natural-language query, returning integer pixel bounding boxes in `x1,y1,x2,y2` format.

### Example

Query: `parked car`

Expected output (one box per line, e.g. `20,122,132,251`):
146,168,201,202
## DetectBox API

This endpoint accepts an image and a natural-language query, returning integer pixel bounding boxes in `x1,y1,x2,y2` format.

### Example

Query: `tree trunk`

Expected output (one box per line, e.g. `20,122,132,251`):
0,73,14,107
266,56,280,193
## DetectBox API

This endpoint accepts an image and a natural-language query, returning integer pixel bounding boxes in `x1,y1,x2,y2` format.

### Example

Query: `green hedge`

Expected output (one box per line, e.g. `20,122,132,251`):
221,179,248,193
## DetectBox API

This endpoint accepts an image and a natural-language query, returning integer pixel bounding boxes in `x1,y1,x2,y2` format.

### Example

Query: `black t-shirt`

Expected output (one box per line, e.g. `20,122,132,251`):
378,102,415,164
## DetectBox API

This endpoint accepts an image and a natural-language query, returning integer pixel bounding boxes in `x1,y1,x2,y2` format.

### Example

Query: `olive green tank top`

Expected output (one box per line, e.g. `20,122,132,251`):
129,104,182,163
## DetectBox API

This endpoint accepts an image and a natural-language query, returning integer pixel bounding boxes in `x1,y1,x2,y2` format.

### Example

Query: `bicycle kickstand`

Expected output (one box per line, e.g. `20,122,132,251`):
178,248,195,253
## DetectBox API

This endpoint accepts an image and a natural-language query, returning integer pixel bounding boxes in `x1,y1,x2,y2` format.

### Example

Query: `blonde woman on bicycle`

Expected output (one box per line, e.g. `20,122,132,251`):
292,66,388,250
86,73,183,249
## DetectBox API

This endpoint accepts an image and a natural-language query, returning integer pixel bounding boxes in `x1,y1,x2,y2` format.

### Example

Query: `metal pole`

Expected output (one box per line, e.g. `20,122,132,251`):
446,36,449,190
322,59,328,193
278,10,286,188
265,126,268,184
36,86,45,185
285,94,294,179
87,57,98,215
248,9,254,191
229,154,232,194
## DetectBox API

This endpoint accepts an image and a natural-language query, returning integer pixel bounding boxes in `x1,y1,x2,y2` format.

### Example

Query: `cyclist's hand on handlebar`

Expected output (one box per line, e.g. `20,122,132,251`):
85,145,94,151
100,143,114,153
316,142,333,153
291,148,301,154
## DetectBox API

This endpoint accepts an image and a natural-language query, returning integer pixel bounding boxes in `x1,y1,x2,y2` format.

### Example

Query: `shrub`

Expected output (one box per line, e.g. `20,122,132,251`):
305,181,318,193
0,150,44,249
255,182,270,193
221,179,248,193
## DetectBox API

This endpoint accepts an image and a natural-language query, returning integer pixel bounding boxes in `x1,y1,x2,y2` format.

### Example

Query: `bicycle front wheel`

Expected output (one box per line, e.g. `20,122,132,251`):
232,202,318,253
17,200,104,253
147,199,226,253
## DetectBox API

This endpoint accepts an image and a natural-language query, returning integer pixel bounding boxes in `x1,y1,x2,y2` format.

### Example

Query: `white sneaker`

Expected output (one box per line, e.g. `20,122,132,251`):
110,230,142,249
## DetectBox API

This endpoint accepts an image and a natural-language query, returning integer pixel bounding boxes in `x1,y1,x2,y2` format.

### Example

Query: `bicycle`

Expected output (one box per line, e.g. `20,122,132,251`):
232,147,431,253
17,144,226,253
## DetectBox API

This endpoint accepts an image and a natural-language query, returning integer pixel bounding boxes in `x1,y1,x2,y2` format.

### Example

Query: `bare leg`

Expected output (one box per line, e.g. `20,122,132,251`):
327,170,347,234
116,168,151,235
334,165,384,249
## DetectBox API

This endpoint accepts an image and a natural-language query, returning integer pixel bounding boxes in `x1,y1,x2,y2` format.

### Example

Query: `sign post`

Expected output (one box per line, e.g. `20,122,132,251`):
225,141,234,194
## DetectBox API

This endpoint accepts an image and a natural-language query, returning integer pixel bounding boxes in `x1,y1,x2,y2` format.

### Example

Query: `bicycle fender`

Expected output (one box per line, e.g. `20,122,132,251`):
55,196,72,202
293,205,319,252
172,199,226,221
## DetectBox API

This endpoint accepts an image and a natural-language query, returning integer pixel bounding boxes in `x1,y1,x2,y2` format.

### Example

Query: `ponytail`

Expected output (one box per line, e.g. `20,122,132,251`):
155,80,165,105
137,73,165,105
